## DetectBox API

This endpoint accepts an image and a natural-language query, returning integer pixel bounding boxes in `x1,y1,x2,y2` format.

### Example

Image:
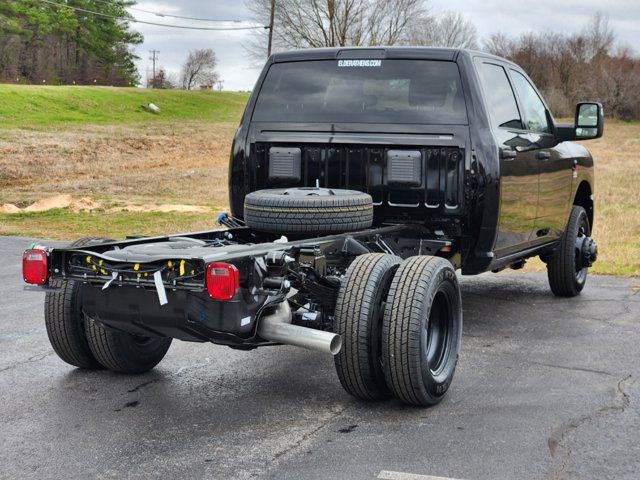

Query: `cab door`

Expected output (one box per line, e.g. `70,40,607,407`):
508,69,573,243
475,60,538,256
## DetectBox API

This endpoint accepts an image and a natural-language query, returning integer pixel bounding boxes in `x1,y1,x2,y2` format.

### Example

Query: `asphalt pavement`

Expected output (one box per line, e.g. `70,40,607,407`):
1,235,639,480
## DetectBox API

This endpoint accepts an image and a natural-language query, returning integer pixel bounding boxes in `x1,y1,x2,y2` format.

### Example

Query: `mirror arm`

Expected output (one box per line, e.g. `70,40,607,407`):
555,123,576,142
545,108,556,137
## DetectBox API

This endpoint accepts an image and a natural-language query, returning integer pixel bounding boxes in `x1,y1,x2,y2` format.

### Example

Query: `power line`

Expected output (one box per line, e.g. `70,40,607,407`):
37,0,268,31
149,49,159,85
267,0,276,57
90,0,248,23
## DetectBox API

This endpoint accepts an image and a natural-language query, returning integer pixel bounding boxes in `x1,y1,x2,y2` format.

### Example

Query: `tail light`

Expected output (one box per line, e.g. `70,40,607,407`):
23,249,49,285
206,262,239,300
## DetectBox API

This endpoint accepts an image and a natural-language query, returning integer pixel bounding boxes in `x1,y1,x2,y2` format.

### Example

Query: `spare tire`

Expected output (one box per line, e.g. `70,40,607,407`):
244,187,373,234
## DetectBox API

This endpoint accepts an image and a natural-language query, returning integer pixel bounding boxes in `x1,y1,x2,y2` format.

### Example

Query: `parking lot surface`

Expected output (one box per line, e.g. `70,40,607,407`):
1,236,639,479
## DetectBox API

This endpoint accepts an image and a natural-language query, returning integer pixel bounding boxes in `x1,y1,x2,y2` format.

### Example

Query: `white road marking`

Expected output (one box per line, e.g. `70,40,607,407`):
377,471,465,480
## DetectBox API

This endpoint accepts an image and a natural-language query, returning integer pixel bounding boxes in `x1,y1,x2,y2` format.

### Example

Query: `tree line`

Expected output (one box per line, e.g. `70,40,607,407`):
0,0,141,86
485,13,640,120
248,1,639,120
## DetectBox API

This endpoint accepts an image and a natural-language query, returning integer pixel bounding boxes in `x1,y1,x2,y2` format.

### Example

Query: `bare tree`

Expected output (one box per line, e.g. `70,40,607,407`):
583,11,615,60
484,32,512,56
362,0,426,46
408,11,477,49
148,68,175,89
593,47,640,120
481,12,640,120
180,49,219,90
245,0,425,60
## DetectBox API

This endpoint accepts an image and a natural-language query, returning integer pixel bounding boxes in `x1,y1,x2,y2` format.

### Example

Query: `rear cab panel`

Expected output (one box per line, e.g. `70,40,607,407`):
230,48,481,243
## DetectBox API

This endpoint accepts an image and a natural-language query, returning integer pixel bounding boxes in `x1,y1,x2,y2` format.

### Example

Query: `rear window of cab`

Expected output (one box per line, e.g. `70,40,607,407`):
252,59,468,125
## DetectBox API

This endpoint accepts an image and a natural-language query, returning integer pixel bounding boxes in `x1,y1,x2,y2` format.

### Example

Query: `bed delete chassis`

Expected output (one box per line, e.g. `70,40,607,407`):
46,224,456,347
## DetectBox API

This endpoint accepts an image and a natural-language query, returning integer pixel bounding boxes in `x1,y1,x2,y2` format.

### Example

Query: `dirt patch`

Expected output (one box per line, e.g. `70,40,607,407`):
3,194,211,215
23,194,73,212
0,203,20,213
22,194,100,212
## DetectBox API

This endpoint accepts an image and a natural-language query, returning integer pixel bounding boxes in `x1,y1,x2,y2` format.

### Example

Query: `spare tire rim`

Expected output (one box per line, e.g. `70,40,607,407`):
282,187,335,197
426,290,453,375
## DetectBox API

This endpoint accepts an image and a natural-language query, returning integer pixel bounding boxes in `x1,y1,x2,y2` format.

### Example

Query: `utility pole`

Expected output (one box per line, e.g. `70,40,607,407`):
149,49,159,87
267,0,276,57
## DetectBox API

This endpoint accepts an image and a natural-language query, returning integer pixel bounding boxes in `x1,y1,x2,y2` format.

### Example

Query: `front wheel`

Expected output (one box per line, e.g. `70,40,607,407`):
382,256,463,406
546,206,598,297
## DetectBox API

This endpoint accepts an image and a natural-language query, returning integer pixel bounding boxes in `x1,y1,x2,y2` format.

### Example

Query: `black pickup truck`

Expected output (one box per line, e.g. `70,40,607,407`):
23,48,602,406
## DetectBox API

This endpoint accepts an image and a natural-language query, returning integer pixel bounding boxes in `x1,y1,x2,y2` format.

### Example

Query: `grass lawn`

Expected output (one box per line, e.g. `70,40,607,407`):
0,84,249,129
0,208,215,240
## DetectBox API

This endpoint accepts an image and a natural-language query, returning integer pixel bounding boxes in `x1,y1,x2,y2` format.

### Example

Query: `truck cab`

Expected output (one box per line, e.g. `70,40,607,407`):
230,47,600,275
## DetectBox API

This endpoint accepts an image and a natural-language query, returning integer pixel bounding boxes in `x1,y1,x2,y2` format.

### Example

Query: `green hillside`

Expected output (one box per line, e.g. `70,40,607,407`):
0,85,249,129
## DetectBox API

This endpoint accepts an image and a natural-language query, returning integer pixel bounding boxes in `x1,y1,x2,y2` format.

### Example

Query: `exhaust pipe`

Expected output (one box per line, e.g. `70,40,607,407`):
258,301,342,355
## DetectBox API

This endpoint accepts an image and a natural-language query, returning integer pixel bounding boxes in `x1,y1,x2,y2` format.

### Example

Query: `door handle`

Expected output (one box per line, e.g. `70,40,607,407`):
500,148,517,160
536,151,551,160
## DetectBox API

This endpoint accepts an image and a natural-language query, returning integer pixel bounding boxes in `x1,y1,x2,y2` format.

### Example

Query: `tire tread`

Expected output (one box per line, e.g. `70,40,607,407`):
244,189,373,234
45,279,101,369
382,256,460,406
84,319,171,373
547,206,589,297
334,254,400,400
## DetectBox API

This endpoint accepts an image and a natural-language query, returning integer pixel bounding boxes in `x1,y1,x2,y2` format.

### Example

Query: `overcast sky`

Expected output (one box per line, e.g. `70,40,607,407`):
131,0,640,90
